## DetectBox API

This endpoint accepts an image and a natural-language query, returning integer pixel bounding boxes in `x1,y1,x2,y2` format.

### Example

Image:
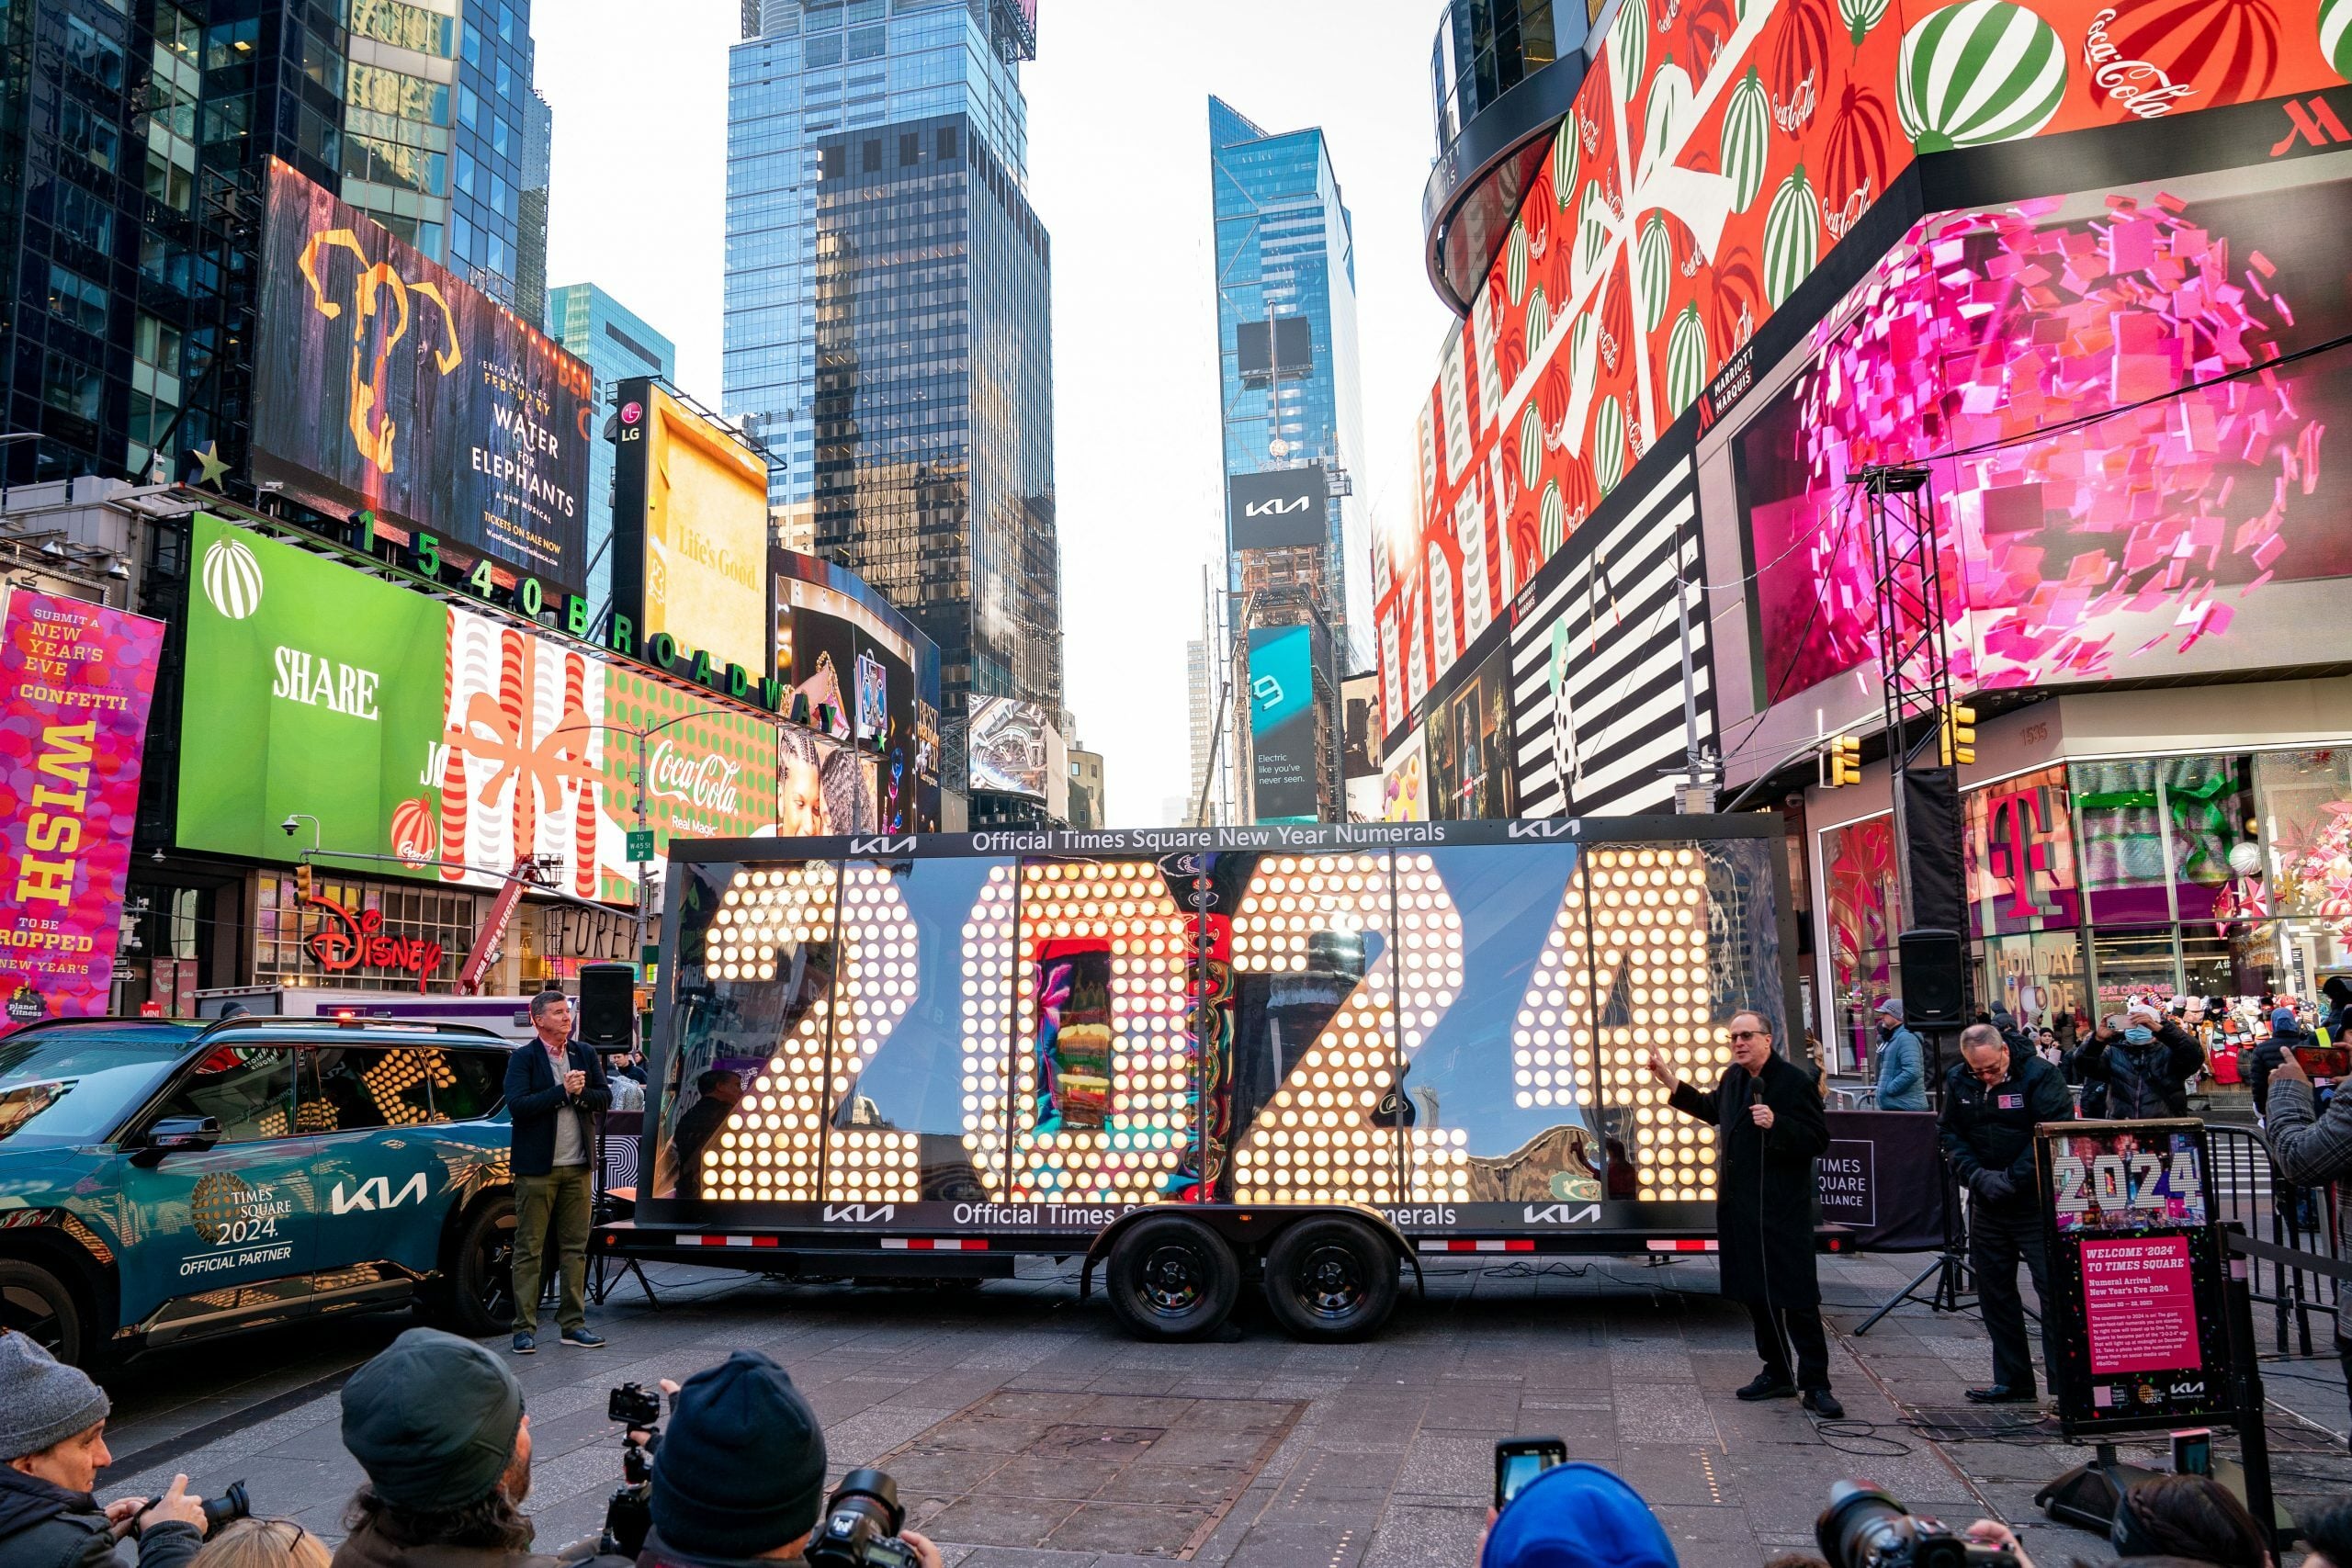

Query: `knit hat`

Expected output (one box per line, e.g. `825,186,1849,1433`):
1874,998,1903,1022
340,1328,525,1510
0,1332,110,1460
1482,1462,1679,1568
651,1351,827,1557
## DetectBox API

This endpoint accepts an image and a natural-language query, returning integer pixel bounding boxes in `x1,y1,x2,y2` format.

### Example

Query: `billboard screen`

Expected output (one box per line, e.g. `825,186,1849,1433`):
1236,316,1313,380
774,548,938,833
1370,0,2347,745
178,514,779,906
251,159,594,596
1424,641,1514,822
0,592,166,1032
1736,174,2352,708
1249,624,1318,823
612,379,772,682
967,696,1051,801
1227,468,1326,551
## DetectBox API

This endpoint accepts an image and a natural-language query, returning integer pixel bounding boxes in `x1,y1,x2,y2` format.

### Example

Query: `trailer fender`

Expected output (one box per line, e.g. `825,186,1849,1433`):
1080,1205,1423,1302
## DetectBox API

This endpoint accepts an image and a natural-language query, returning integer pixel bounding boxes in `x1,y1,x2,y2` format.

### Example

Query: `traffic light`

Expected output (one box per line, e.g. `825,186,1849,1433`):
1826,734,1862,787
295,863,314,903
1940,703,1977,766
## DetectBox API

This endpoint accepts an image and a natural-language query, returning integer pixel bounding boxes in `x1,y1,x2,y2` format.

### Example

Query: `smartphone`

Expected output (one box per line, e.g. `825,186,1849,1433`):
2171,1428,2212,1476
1495,1438,1568,1507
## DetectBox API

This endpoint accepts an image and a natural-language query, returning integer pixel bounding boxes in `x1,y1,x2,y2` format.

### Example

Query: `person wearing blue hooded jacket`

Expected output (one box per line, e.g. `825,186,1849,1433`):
1871,999,1928,1111
1479,1462,1678,1568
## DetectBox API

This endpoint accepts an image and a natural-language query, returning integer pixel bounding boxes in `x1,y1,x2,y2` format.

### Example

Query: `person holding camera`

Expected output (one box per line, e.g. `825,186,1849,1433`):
505,990,612,1354
2259,1040,2352,1440
636,1350,942,1568
1940,1022,2073,1404
335,1328,627,1568
1644,1010,1843,1419
0,1334,207,1568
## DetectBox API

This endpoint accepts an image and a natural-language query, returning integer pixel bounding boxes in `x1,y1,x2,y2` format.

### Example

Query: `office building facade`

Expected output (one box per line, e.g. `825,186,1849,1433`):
1210,96,1367,659
0,0,546,494
545,282,677,617
727,0,1057,780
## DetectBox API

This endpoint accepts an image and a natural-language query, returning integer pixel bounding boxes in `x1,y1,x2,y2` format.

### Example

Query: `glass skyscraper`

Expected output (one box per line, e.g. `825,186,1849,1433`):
726,0,1057,778
545,282,677,618
1210,96,1368,662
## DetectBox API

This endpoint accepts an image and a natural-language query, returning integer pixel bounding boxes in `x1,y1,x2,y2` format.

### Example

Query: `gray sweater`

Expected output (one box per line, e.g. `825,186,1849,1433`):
2262,1076,2352,1346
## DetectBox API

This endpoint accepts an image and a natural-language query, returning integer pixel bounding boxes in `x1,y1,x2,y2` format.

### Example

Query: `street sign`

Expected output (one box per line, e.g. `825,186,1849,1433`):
627,828,655,863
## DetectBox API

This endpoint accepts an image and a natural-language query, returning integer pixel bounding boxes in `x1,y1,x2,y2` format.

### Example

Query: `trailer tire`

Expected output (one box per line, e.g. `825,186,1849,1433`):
1104,1215,1238,1341
1261,1215,1397,1342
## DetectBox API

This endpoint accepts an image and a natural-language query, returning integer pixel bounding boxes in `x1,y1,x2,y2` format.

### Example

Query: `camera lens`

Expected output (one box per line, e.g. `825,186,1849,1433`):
1818,1482,1917,1568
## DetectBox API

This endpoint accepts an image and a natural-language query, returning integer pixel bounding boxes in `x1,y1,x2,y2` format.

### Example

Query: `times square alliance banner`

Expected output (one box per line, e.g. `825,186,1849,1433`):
0,592,166,1032
177,515,779,906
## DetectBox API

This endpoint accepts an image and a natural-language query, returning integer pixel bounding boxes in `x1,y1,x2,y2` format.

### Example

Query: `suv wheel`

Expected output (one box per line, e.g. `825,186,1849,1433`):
442,1195,518,1336
0,1258,87,1367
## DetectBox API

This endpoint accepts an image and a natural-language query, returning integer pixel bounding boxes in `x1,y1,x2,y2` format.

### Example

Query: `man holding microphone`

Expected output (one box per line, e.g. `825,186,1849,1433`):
504,989,611,1354
1645,1010,1842,1417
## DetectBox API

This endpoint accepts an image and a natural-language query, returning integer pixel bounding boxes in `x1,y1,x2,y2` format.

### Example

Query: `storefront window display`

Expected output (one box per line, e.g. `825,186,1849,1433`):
254,872,481,993
2160,755,2258,927
1821,815,1899,1071
2074,760,2173,927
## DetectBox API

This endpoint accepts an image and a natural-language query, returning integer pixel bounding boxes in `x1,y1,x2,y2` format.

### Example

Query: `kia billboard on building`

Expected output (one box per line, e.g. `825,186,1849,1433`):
250,159,594,598
1227,467,1326,551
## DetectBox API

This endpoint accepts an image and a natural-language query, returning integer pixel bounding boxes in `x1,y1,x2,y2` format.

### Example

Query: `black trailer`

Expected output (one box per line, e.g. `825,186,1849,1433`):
598,816,1802,1340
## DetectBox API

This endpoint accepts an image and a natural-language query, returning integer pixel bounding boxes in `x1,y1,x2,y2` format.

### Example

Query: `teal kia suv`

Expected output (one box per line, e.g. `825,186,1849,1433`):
0,1015,521,1365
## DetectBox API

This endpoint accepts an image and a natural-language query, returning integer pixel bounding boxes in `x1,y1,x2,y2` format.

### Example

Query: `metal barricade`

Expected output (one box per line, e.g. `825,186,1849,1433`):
2205,1123,2346,1354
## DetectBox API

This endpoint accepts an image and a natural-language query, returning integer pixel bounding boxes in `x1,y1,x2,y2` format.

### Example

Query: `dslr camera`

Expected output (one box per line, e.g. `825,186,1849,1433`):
806,1469,919,1568
597,1383,664,1559
1817,1482,2018,1568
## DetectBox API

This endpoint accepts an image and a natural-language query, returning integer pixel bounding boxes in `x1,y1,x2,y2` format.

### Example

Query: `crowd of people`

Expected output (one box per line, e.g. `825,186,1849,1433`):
2,1322,2342,1568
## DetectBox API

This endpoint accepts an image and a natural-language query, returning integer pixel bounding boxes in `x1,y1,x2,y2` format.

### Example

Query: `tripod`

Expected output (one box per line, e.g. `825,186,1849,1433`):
1855,1158,1976,1332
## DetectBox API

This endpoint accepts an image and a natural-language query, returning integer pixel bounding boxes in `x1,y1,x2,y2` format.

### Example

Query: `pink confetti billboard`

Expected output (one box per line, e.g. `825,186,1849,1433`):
0,592,167,1032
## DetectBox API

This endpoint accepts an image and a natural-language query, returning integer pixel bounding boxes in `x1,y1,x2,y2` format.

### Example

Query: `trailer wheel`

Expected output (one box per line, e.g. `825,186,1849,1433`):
1261,1216,1397,1342
1104,1215,1238,1341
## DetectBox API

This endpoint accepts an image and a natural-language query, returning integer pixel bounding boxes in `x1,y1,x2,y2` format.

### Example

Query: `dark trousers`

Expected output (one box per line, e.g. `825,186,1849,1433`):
1749,1300,1832,1391
512,1163,593,1335
1971,1201,2055,1393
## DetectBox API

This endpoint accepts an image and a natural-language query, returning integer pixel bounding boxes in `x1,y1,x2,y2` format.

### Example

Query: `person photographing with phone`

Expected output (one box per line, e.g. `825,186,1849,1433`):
1643,1010,1842,1419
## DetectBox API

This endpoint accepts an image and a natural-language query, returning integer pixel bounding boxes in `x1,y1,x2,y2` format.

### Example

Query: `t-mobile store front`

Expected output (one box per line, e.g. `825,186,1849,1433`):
1813,704,2352,1074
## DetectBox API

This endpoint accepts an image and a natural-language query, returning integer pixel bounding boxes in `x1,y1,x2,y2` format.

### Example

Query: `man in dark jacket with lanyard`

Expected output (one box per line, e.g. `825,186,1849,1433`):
504,990,611,1354
1941,1021,2074,1404
1645,1009,1843,1418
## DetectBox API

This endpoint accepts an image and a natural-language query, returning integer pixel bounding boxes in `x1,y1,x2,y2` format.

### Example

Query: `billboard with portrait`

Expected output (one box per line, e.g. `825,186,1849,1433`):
968,696,1051,802
774,548,937,833
251,159,593,597
1248,624,1318,823
1424,641,1514,822
612,378,772,682
1371,0,2348,745
177,513,779,907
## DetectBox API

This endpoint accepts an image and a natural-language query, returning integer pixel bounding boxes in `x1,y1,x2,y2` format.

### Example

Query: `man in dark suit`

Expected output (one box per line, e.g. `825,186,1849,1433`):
503,989,611,1354
1645,1009,1841,1417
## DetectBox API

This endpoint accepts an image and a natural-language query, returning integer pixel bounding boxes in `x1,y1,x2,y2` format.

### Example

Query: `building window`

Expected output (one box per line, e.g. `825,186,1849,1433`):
493,114,513,157
820,144,844,179
937,125,958,162
41,352,103,421
805,32,842,66
899,130,919,166
846,23,884,59
65,17,127,89
59,101,120,173
51,180,115,251
46,265,108,335
347,63,449,124
862,139,880,172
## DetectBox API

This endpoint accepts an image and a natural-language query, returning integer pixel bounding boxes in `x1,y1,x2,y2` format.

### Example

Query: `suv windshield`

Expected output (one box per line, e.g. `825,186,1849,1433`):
0,1025,198,1150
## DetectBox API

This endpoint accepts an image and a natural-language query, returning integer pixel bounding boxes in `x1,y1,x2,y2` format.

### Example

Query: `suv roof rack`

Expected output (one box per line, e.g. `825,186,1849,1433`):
192,1015,506,1042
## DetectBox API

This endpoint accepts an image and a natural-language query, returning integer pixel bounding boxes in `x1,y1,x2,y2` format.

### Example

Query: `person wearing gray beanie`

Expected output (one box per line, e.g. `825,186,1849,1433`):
331,1329,626,1568
0,1333,207,1568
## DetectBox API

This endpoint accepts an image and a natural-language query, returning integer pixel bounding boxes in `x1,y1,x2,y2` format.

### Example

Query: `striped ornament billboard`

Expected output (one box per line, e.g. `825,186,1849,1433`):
1509,457,1715,818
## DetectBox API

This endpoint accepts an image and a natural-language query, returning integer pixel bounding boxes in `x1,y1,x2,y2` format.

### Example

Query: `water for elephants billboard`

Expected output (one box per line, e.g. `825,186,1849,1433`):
251,158,594,597
0,592,165,1032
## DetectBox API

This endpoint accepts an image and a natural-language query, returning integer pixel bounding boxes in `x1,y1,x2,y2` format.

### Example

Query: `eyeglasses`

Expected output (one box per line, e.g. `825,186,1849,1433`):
1729,1030,1766,1042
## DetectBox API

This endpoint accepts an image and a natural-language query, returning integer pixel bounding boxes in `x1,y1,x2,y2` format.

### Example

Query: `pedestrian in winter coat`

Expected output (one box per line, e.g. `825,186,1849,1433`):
1871,999,1929,1111
2074,1009,2202,1119
2323,976,2352,1040
1645,1010,1843,1417
1941,1023,2075,1402
2246,1007,2313,1119
2259,1043,2352,1439
0,1334,207,1568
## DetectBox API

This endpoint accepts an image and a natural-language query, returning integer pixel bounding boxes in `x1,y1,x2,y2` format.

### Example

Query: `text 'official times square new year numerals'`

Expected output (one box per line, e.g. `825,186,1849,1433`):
694,847,1731,1206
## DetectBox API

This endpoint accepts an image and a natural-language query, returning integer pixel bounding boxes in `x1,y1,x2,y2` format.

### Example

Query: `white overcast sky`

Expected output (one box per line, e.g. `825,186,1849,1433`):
539,1,1456,825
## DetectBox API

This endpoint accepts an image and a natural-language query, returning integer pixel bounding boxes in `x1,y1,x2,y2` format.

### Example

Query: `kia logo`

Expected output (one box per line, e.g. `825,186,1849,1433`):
1242,496,1313,516
1507,819,1577,840
850,836,916,855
